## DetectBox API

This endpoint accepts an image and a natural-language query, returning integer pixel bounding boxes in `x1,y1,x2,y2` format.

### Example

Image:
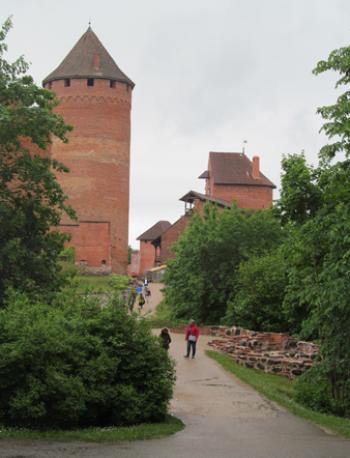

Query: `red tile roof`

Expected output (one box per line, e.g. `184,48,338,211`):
208,152,275,188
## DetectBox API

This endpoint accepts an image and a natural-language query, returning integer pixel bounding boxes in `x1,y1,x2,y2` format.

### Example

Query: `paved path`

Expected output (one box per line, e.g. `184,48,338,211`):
1,333,350,457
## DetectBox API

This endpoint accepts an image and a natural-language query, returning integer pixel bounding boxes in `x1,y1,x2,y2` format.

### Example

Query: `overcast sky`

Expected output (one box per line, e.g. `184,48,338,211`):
2,0,350,247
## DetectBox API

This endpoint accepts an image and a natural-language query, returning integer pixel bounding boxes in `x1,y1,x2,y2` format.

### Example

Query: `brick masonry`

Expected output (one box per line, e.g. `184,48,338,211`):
47,78,132,274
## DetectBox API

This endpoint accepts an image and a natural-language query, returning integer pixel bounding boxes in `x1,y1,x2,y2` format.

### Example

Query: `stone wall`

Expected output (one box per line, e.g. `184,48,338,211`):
207,326,318,378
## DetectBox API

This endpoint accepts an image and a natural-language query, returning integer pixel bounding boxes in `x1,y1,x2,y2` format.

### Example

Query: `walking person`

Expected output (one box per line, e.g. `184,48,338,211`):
159,328,172,351
184,319,199,359
138,293,145,311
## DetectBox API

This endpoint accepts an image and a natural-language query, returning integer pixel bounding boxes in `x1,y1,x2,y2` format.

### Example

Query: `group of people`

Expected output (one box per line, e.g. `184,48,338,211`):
159,319,200,359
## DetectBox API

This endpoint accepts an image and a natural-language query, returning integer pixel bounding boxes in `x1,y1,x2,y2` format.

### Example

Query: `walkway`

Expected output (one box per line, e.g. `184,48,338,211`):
1,333,350,457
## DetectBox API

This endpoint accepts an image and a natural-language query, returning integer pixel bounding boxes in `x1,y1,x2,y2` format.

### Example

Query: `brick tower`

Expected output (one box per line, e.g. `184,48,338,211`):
43,27,134,274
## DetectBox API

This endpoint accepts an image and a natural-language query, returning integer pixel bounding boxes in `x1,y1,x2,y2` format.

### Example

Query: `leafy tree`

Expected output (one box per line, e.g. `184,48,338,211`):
164,204,282,323
277,153,322,225
0,18,74,304
226,249,289,331
282,44,350,416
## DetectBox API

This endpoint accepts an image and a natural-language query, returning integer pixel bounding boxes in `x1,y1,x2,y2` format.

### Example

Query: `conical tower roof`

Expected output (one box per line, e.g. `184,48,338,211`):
43,26,134,87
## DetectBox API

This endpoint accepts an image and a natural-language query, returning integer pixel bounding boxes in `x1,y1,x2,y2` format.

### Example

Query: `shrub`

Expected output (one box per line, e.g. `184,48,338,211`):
294,364,350,417
0,291,175,429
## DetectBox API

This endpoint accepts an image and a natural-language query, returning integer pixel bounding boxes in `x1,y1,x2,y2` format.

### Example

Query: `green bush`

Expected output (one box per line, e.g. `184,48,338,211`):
0,291,175,429
294,364,350,417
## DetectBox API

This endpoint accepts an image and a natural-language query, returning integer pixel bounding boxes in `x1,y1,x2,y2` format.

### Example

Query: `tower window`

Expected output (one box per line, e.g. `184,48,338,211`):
87,78,94,86
64,78,70,87
110,80,116,88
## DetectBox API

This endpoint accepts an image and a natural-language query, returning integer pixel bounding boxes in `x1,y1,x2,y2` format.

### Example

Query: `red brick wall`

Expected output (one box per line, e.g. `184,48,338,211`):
61,221,110,267
139,241,156,275
212,184,273,209
128,251,140,277
47,78,132,274
161,214,190,263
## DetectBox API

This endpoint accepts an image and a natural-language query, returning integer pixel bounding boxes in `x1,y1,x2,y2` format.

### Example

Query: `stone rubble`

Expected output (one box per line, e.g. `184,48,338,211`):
206,326,319,378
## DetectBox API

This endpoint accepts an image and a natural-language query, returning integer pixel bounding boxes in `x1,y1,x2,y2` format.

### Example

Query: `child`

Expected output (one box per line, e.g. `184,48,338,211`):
160,328,172,350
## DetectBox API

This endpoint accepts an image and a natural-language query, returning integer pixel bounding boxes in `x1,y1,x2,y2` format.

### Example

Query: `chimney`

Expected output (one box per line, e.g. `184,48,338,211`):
252,156,260,179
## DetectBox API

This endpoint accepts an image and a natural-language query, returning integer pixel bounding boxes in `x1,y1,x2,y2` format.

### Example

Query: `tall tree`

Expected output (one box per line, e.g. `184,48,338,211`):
0,19,74,304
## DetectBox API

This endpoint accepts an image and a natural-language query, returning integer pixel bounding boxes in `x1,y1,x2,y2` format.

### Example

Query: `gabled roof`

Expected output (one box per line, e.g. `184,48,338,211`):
179,190,231,208
43,26,134,87
208,152,275,188
137,220,172,241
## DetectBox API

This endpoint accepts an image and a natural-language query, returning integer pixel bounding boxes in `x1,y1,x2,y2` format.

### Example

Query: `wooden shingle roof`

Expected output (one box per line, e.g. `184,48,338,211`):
43,26,134,87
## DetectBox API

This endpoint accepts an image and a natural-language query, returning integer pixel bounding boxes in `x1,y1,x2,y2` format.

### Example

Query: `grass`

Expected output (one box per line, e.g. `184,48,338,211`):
74,275,114,293
207,350,350,438
145,299,187,328
0,415,184,442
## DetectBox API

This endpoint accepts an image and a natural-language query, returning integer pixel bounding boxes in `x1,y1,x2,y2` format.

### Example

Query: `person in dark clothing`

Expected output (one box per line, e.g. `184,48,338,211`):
184,319,200,359
160,328,172,350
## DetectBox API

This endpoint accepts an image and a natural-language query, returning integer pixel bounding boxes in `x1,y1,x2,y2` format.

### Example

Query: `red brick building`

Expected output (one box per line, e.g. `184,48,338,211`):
43,27,134,274
137,221,171,275
138,152,275,272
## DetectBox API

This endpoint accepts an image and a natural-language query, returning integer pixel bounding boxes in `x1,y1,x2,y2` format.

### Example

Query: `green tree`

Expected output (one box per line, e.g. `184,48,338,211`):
164,204,282,323
226,249,289,331
0,19,74,304
277,153,322,225
282,44,350,416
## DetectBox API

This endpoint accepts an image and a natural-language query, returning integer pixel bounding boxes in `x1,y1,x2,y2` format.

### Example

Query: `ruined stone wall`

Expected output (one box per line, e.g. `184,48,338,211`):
207,326,318,378
47,78,132,274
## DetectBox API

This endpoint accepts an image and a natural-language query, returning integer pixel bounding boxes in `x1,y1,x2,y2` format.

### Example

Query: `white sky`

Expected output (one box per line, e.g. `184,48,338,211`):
2,0,349,248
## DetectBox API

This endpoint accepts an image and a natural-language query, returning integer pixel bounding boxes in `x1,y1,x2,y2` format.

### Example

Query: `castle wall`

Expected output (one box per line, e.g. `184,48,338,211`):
161,214,191,263
47,78,132,274
139,241,156,276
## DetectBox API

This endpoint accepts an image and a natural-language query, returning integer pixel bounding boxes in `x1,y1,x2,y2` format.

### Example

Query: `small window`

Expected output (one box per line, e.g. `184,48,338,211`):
101,260,107,265
110,80,116,88
64,78,70,87
87,78,94,86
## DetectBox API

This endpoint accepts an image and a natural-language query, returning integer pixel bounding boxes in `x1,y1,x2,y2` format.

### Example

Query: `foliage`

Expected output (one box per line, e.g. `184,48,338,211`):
0,18,74,305
226,249,289,331
164,204,282,323
280,43,350,416
108,274,129,291
0,289,175,429
277,153,322,225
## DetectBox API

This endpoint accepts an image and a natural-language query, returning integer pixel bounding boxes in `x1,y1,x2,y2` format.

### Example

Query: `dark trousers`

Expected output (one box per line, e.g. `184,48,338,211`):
186,340,197,358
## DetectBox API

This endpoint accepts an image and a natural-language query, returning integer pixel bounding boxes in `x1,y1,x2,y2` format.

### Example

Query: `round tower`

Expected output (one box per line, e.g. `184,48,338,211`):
43,27,134,274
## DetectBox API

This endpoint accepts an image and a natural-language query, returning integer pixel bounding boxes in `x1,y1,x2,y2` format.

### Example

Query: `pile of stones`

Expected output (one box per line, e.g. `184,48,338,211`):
207,326,318,378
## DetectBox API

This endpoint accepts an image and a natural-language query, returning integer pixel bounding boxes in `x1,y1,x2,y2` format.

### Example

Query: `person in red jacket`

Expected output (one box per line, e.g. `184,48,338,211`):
184,319,200,359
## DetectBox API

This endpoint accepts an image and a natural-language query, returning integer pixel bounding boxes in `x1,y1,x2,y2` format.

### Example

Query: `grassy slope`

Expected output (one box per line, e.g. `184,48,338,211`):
207,350,350,439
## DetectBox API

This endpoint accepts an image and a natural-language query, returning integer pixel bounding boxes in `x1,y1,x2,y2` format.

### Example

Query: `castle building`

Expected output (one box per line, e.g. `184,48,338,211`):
137,152,275,274
43,27,134,274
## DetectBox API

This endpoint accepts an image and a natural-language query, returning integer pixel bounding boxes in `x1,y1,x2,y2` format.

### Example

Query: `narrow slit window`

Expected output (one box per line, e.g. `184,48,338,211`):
87,78,94,86
110,80,116,88
64,78,70,87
